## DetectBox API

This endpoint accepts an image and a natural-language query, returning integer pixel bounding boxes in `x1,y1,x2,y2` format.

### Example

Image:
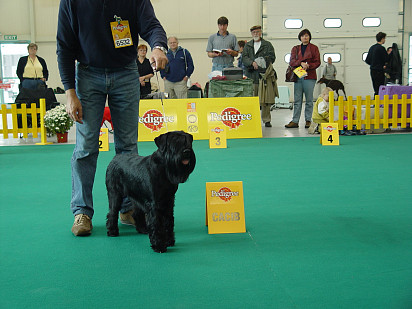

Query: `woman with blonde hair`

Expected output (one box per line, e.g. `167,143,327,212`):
16,43,49,90
136,44,154,98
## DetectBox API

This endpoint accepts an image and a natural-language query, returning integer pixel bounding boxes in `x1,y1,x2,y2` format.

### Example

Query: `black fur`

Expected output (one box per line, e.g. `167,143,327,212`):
105,131,196,253
317,77,347,100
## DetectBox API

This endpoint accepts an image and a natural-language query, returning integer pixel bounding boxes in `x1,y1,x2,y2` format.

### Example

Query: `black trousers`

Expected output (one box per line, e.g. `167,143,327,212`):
370,69,385,96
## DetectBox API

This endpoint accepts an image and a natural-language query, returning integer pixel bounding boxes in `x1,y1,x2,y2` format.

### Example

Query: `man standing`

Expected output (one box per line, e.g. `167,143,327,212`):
206,16,239,72
57,0,168,236
322,57,337,80
242,25,276,127
365,32,388,95
161,36,194,99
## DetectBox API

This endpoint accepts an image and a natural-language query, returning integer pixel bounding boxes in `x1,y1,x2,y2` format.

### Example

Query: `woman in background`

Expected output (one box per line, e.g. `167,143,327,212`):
16,43,49,90
285,29,320,129
136,44,154,99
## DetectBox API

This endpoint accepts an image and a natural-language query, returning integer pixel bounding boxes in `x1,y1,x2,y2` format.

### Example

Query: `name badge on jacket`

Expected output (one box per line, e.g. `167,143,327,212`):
110,15,133,48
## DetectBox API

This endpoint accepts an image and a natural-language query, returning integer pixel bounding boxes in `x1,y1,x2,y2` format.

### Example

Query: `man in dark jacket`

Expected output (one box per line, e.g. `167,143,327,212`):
242,25,276,127
161,36,194,99
365,32,389,95
57,0,168,236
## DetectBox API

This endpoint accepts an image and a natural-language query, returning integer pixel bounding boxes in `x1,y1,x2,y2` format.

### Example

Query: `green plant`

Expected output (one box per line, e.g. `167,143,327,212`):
44,104,73,134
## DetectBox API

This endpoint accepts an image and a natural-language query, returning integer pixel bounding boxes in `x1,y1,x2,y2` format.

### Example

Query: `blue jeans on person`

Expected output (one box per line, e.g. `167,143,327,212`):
21,79,45,90
71,62,140,218
292,78,316,123
211,63,233,72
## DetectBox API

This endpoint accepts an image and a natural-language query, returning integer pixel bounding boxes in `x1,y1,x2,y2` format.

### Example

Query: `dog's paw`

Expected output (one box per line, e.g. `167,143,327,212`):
152,245,167,253
136,227,148,234
166,239,175,247
107,229,119,237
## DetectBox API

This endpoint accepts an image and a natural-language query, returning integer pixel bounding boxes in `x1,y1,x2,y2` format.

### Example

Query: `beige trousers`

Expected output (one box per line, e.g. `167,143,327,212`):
164,79,188,99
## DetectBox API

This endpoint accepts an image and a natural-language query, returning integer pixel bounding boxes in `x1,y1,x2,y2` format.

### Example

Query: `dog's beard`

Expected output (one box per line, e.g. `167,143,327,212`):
164,149,196,185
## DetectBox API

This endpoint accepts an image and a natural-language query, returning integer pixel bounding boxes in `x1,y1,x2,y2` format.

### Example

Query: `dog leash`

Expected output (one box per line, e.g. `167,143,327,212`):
151,61,168,132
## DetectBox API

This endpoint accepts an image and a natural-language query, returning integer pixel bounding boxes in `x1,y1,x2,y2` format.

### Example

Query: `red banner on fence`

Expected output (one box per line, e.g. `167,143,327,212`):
0,83,11,89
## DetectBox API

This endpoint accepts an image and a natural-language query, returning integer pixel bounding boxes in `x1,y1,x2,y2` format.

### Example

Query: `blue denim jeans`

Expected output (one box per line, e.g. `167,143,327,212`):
292,78,316,123
71,62,140,218
21,79,45,90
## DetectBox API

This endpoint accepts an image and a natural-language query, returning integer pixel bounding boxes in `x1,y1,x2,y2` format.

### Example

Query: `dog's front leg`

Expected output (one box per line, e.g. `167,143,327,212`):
106,191,122,237
163,201,175,247
146,206,168,253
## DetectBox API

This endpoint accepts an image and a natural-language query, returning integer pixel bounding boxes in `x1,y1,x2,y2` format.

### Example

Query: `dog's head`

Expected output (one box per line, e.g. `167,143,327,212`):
317,77,327,84
154,131,196,184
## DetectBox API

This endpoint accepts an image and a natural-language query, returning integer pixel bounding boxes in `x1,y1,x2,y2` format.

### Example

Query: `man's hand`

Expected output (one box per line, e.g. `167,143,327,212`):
252,61,259,70
183,76,189,81
65,88,83,124
150,48,168,71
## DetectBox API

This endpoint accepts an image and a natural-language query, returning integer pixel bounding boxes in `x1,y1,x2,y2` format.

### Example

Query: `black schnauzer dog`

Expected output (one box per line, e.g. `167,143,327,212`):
106,131,196,253
317,77,347,100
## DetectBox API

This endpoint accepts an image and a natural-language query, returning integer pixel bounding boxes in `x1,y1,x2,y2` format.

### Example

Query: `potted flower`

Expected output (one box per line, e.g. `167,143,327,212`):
44,104,74,143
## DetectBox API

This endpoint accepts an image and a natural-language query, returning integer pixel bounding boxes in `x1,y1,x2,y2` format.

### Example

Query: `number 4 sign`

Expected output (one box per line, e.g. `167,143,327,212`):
320,123,339,146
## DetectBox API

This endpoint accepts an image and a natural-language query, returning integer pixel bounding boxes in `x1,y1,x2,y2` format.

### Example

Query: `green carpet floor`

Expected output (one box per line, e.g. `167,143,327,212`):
1,135,412,308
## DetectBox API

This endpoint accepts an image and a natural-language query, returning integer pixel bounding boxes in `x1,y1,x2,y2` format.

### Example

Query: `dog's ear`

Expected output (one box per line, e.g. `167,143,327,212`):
186,132,193,145
154,133,167,151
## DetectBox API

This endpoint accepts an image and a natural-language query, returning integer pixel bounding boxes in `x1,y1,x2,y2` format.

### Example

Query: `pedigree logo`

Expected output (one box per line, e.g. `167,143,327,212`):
211,127,223,133
324,125,337,133
112,23,128,32
210,107,252,129
211,187,239,202
139,109,174,132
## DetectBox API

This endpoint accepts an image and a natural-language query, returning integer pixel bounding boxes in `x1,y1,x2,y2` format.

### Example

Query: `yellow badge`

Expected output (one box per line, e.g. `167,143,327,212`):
110,16,133,48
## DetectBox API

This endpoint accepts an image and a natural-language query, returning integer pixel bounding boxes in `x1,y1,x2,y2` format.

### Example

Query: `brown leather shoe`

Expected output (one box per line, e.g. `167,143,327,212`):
72,214,92,236
120,210,136,226
305,121,311,128
285,121,299,128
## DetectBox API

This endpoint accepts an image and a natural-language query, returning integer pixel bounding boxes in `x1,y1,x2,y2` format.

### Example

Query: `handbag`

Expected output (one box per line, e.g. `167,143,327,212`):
285,46,298,82
285,65,296,82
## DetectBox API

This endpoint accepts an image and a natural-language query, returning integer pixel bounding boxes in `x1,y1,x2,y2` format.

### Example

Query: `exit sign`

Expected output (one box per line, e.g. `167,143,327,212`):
4,35,17,40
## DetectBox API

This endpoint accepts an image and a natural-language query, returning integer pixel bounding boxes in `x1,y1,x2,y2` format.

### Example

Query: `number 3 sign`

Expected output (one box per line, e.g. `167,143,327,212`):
209,126,227,149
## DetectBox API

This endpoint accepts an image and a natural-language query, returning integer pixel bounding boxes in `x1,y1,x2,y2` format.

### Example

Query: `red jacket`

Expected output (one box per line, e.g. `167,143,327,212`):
289,43,320,80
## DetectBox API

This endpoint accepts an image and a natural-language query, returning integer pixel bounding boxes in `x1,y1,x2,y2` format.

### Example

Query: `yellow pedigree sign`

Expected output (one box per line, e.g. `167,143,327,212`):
99,128,109,151
209,125,227,148
138,97,262,141
205,181,246,234
320,123,340,146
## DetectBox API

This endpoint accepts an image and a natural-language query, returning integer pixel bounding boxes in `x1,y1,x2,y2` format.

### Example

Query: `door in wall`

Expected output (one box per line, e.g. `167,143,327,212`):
0,43,29,104
316,43,346,99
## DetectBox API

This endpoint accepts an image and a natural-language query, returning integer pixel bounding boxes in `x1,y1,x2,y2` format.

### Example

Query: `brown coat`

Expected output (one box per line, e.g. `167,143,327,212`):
258,64,278,104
